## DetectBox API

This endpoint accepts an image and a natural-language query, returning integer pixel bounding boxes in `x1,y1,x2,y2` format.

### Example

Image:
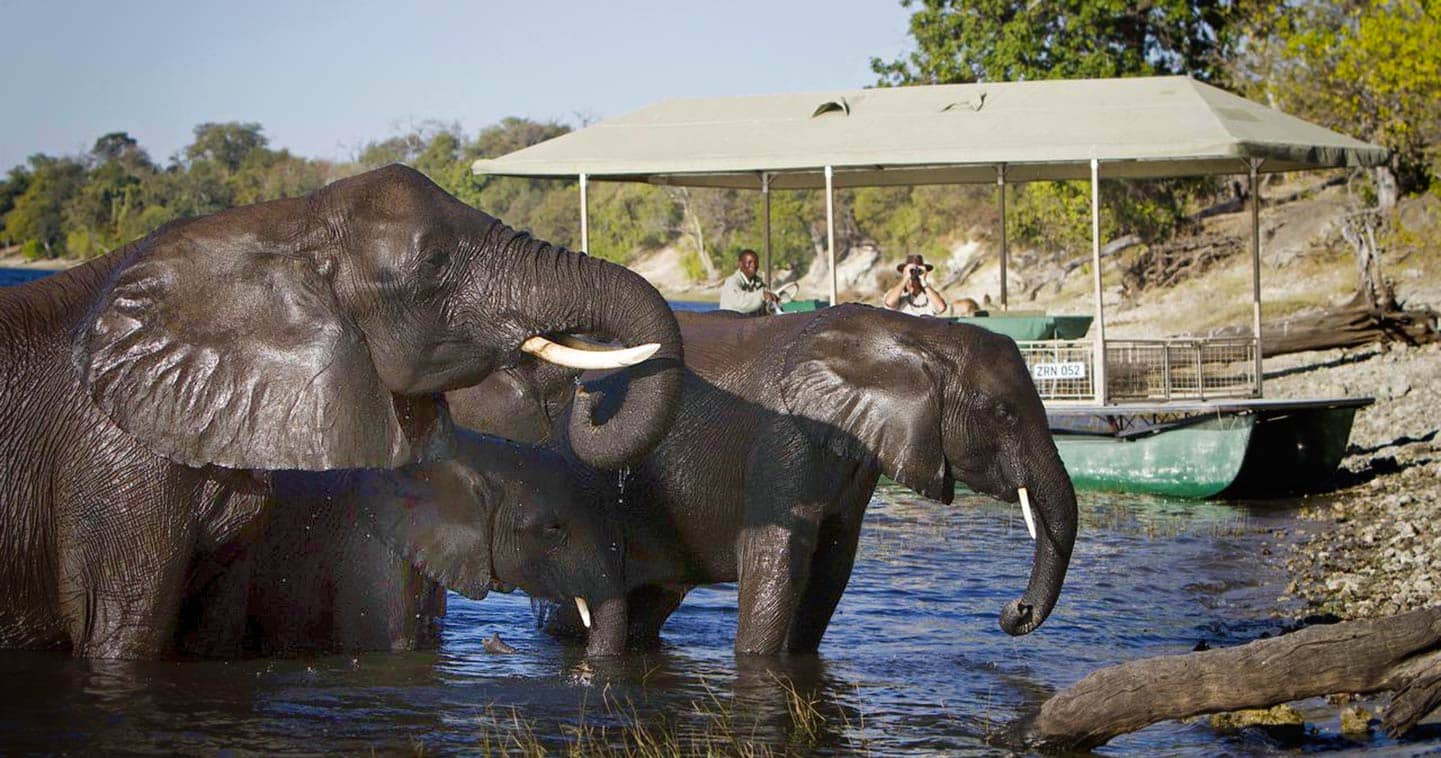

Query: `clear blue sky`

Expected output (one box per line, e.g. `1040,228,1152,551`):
1,0,914,172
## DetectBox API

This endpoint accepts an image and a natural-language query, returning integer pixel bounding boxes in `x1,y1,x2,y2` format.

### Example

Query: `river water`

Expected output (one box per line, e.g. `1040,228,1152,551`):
4,268,1434,753
2,486,1413,755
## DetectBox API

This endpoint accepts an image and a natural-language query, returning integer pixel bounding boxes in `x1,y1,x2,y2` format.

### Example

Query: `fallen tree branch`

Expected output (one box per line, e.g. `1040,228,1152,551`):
1121,232,1241,297
1205,289,1440,356
1028,606,1441,751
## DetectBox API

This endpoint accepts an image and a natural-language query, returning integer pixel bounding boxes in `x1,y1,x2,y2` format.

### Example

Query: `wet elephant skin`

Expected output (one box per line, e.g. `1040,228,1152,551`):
176,430,628,658
452,305,1079,655
0,165,681,659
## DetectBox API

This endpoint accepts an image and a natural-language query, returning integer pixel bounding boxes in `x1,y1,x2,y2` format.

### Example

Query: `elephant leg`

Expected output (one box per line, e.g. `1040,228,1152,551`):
60,524,195,657
785,511,865,653
736,437,856,655
57,469,213,659
736,517,820,655
785,471,875,653
625,585,686,649
174,548,255,657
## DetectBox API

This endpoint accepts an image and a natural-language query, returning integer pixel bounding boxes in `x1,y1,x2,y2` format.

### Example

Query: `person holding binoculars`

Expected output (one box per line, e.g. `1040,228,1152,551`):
883,254,949,316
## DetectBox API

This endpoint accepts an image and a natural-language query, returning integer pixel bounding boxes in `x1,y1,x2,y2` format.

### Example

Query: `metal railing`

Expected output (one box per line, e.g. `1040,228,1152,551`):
1016,338,1259,403
1017,340,1097,400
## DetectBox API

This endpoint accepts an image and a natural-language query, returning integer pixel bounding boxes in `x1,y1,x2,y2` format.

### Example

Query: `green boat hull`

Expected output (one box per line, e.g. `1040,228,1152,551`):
1054,414,1254,498
1051,401,1365,499
1226,406,1359,496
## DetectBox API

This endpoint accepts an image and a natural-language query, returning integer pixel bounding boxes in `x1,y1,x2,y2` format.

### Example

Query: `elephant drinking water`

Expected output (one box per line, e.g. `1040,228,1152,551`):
450,305,1078,655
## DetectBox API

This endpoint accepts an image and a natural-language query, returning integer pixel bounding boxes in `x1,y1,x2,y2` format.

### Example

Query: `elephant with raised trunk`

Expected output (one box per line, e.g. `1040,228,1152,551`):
0,165,682,659
178,430,629,657
453,305,1078,655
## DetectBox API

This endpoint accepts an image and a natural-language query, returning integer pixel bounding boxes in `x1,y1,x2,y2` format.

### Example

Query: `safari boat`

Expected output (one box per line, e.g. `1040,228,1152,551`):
473,76,1388,498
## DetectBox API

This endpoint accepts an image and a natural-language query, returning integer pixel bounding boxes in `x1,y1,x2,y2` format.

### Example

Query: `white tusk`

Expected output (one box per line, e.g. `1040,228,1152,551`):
1018,486,1036,541
521,336,660,370
575,597,592,629
549,334,611,351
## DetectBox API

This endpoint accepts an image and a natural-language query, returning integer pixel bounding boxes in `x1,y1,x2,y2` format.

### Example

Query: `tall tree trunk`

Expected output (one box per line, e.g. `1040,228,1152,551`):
1342,208,1387,307
1373,164,1399,212
670,187,717,282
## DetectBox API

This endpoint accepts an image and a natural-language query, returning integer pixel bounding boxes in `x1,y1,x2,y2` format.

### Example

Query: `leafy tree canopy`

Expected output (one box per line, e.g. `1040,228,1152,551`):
871,0,1240,85
186,122,268,173
5,155,87,258
1245,0,1441,197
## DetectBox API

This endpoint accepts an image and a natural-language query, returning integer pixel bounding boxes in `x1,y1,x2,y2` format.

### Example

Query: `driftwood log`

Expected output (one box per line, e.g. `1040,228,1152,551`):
1028,606,1441,751
1206,289,1440,357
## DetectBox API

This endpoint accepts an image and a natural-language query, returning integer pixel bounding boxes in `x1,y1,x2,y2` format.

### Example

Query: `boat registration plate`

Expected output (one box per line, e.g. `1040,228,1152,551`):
1032,362,1087,380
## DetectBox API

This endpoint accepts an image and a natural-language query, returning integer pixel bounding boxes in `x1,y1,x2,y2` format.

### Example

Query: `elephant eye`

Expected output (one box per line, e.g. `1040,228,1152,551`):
420,249,451,274
994,402,1016,425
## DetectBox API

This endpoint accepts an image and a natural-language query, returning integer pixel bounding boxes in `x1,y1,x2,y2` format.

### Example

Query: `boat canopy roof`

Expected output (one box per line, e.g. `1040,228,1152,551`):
472,76,1388,190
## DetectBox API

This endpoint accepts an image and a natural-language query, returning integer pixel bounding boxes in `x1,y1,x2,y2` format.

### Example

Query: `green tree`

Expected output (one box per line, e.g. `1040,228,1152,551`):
5,155,86,258
62,132,158,257
1250,0,1441,203
753,189,816,276
871,0,1240,85
186,122,269,173
229,149,332,205
869,0,1234,252
587,183,678,263
0,165,33,246
90,131,154,173
460,117,577,238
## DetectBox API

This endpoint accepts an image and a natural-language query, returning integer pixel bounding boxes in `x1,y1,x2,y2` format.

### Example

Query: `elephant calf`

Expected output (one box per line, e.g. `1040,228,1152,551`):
451,305,1079,655
177,430,629,657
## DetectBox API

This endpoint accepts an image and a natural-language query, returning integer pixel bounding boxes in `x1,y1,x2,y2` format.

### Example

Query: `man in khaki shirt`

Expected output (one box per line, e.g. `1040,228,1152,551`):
718,249,778,316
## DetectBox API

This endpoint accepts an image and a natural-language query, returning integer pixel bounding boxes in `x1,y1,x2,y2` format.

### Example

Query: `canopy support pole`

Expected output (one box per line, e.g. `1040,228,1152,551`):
578,173,589,253
825,165,837,305
1090,158,1108,404
1249,158,1265,396
997,164,1008,311
762,172,773,285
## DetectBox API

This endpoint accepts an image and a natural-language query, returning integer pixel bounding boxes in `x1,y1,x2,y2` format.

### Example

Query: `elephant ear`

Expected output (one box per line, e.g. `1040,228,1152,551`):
780,307,954,503
356,459,496,600
75,210,418,470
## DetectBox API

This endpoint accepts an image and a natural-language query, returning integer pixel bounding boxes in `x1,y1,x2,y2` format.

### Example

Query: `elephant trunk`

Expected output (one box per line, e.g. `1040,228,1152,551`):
999,457,1077,636
583,595,629,657
512,236,683,470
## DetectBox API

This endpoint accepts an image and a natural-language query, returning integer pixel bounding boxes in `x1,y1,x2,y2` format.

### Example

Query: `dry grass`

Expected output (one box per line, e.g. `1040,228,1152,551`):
460,674,866,757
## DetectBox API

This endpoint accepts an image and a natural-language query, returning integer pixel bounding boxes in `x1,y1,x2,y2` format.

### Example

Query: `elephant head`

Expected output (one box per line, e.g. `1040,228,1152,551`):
74,164,681,471
354,430,629,656
780,305,1077,636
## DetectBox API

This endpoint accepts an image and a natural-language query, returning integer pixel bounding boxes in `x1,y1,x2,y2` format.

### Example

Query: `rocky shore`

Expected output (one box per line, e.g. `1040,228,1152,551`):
1266,341,1441,619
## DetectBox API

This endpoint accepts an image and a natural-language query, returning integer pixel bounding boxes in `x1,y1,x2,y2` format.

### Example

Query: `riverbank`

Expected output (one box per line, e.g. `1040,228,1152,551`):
0,249,75,271
1266,340,1441,619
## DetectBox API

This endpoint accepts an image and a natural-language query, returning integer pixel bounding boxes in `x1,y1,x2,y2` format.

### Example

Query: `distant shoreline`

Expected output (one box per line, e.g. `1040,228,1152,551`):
0,250,77,271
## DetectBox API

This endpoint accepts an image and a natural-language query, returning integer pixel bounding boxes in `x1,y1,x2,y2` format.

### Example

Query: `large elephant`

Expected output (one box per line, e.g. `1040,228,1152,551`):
177,429,629,657
0,165,681,659
451,305,1078,655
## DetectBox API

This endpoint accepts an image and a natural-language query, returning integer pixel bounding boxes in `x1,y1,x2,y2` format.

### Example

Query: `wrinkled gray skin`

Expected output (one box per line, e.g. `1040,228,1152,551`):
177,430,628,657
0,165,681,659
453,305,1078,655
